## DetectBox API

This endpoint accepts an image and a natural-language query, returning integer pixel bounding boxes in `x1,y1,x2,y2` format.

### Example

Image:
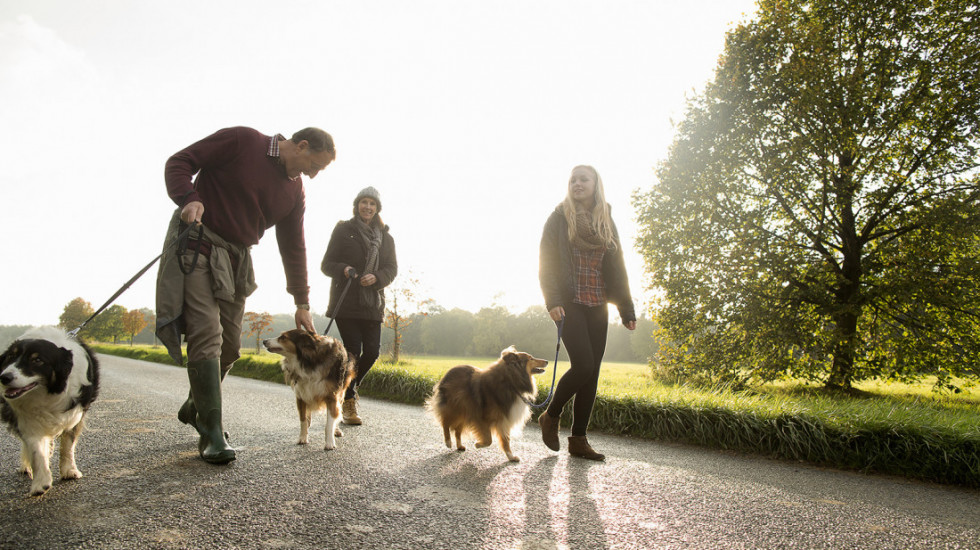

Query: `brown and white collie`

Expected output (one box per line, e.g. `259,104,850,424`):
426,346,548,462
263,329,356,450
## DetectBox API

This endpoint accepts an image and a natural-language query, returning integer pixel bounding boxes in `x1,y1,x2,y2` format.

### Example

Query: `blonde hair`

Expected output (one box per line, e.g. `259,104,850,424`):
561,165,617,250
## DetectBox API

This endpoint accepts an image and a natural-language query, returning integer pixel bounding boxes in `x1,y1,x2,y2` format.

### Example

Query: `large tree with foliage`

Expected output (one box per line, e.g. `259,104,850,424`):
635,0,980,390
122,309,149,346
86,304,128,343
59,297,94,335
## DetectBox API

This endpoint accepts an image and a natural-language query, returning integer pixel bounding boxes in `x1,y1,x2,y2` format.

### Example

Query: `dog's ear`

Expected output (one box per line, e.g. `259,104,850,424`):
502,348,523,369
47,347,74,394
0,342,19,368
293,331,318,365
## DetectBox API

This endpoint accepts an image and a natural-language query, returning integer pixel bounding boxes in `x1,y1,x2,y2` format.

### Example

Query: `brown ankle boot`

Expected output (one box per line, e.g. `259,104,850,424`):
567,436,605,461
342,398,362,425
538,411,560,451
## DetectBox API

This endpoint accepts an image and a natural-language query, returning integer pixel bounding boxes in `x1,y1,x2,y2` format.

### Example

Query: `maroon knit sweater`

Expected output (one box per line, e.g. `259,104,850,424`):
164,126,309,305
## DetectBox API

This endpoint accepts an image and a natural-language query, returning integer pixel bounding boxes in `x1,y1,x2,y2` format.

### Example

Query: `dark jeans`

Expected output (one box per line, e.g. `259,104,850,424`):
336,318,382,400
545,302,609,436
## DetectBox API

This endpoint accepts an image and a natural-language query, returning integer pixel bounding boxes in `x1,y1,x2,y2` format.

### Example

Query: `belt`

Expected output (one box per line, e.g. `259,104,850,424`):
184,239,212,257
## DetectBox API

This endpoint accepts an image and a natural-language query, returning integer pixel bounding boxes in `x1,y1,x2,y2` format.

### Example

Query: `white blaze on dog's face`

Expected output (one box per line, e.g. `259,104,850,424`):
262,335,290,355
263,329,332,368
263,329,319,356
0,339,74,400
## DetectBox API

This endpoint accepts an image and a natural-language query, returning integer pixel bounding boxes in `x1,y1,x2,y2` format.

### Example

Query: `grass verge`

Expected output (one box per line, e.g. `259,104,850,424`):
92,344,980,488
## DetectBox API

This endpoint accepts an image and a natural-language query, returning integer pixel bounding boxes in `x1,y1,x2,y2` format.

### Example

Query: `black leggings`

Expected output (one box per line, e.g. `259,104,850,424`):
336,318,382,400
545,302,609,436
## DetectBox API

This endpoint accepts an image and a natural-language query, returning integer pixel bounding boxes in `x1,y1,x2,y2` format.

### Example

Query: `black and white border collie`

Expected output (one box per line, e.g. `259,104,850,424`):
0,326,100,496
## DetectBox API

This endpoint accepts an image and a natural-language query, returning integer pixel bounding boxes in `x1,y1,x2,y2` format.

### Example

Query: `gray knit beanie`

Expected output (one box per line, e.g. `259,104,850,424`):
353,186,382,212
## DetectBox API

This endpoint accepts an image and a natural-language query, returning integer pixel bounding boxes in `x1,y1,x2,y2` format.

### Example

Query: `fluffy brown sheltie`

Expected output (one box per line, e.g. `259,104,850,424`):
263,329,356,450
426,346,548,462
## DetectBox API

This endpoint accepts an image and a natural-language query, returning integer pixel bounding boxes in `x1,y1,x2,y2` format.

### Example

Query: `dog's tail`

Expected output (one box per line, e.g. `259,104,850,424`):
339,349,357,392
424,381,446,421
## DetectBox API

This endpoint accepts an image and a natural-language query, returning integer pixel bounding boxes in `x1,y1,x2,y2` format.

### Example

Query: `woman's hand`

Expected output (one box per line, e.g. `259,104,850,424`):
549,306,565,322
359,273,377,286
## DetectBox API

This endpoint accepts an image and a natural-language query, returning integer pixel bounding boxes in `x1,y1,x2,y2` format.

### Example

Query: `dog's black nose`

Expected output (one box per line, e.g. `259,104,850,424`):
0,372,13,386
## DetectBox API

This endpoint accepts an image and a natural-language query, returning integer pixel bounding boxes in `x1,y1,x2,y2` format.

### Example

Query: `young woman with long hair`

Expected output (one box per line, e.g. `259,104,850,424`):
537,165,636,460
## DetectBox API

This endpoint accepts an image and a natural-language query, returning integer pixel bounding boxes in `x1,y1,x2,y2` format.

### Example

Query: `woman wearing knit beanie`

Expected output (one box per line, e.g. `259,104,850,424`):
321,186,398,424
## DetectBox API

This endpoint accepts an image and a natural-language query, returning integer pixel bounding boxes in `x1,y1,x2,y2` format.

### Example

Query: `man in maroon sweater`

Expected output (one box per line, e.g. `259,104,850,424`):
156,126,335,464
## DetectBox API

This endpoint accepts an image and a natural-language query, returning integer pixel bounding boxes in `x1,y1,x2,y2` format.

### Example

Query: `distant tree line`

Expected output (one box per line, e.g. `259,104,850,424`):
256,304,658,363
57,297,152,345
0,325,34,349
381,305,658,363
4,298,658,365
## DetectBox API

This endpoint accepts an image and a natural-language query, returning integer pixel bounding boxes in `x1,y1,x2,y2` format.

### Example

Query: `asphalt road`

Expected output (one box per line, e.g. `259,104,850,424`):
0,355,977,550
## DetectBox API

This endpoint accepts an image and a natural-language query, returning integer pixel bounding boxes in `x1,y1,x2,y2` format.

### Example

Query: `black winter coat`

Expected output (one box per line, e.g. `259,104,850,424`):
538,207,636,324
320,219,398,322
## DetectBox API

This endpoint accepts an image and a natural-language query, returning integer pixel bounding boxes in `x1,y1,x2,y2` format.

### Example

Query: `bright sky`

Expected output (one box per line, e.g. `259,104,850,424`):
0,0,757,327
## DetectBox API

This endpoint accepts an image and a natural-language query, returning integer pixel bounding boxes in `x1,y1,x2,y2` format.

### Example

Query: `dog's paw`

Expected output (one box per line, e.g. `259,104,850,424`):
19,466,32,479
507,454,521,463
29,481,51,497
297,438,308,445
323,443,336,451
334,428,343,437
456,445,466,452
475,441,492,449
60,468,83,480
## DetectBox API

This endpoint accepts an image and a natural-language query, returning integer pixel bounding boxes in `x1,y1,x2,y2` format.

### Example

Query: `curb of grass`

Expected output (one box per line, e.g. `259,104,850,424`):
93,344,979,488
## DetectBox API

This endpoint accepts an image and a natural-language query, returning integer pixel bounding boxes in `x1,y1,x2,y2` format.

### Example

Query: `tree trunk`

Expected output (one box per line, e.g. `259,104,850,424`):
827,308,859,389
391,318,401,363
826,167,864,390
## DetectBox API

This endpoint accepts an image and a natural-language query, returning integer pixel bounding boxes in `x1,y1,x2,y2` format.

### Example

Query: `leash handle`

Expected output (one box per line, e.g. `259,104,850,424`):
526,316,564,409
69,222,199,339
177,223,205,275
323,268,359,336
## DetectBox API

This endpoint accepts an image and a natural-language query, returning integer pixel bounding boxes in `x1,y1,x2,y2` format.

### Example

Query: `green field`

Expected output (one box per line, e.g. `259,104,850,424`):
93,344,980,487
384,354,980,435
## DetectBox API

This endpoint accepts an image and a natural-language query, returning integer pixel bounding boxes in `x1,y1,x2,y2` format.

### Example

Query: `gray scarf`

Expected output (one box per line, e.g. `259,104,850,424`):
570,210,606,250
353,217,383,310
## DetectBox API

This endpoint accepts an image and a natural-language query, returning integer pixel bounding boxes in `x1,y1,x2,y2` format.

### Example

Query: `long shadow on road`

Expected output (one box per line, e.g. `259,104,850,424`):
1,356,979,550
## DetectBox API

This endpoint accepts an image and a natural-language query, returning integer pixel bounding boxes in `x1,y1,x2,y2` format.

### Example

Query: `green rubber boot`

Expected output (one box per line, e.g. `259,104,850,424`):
178,363,231,442
186,359,236,464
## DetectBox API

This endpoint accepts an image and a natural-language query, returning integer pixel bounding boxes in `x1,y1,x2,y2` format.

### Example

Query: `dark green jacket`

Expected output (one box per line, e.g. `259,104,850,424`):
539,207,636,324
320,218,398,322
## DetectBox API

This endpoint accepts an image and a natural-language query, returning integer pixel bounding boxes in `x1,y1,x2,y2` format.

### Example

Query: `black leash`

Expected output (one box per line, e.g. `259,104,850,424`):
177,223,204,275
323,268,359,336
524,316,565,409
68,222,199,339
